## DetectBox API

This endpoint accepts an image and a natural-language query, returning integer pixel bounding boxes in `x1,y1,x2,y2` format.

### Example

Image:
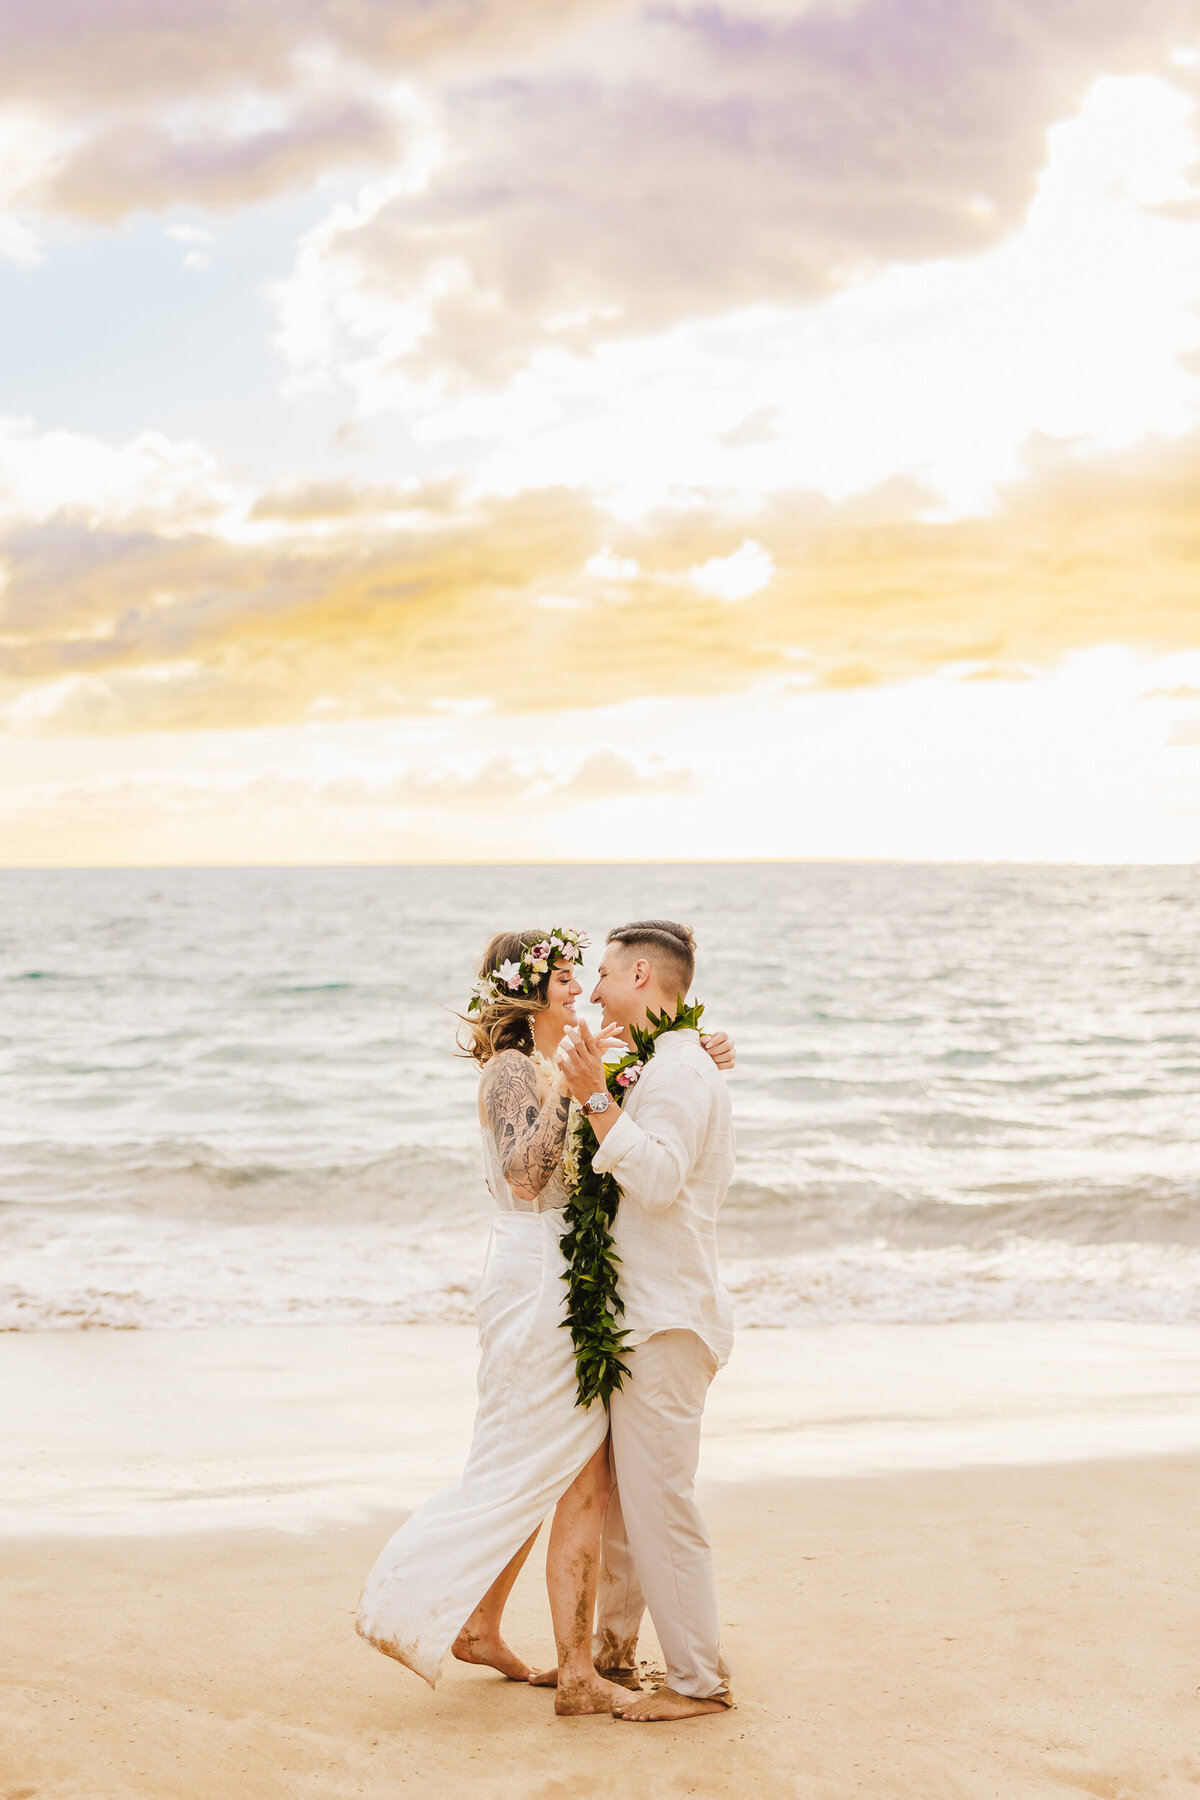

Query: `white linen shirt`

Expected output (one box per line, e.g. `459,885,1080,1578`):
591,1028,736,1368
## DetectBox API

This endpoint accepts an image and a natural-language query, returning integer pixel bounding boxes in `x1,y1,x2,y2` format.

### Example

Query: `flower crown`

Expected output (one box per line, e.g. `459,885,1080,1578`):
468,927,589,1012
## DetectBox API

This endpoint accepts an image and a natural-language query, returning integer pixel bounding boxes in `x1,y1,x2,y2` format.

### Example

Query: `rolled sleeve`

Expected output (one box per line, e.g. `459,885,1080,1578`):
590,1066,708,1214
590,1107,641,1175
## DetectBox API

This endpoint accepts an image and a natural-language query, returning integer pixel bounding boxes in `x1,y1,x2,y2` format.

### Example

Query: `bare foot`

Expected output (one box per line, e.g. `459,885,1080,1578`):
451,1626,533,1682
614,1685,730,1723
554,1673,631,1717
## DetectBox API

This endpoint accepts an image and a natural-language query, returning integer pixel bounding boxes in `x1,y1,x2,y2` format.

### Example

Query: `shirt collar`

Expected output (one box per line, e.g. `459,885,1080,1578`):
647,1027,700,1056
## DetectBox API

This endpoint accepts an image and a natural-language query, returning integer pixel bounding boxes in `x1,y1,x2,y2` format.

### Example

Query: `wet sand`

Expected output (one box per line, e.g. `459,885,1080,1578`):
8,1320,1200,1532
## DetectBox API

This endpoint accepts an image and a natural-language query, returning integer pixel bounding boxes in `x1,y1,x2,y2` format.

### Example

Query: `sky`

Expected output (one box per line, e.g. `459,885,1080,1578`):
2,0,1200,864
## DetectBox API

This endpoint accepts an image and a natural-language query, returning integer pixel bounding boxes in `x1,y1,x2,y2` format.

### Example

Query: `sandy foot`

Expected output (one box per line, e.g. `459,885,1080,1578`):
553,1674,633,1717
451,1629,533,1682
615,1685,730,1723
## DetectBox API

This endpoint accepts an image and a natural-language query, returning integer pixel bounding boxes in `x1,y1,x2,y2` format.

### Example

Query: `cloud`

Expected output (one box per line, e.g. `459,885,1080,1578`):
6,1,1197,347
278,72,1200,524
549,750,699,802
718,405,782,450
344,748,696,808
166,221,215,271
688,539,773,602
0,743,699,870
585,546,639,581
248,477,457,521
45,99,401,221
0,3,618,226
0,481,614,727
0,1,612,106
0,105,72,264
5,428,1200,736
0,419,233,529
7,646,1199,867
256,748,695,811
274,0,1200,386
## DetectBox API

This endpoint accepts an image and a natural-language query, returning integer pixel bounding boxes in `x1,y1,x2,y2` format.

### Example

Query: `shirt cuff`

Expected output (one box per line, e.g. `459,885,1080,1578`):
590,1108,640,1174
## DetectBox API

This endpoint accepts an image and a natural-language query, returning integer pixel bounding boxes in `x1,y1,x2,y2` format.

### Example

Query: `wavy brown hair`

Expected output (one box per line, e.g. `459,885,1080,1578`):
457,929,558,1066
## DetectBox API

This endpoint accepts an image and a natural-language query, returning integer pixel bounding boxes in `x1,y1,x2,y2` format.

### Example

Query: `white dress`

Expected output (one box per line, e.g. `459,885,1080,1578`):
355,1105,607,1686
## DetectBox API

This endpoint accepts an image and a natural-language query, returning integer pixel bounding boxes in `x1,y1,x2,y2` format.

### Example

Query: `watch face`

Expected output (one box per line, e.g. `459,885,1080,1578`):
588,1090,611,1111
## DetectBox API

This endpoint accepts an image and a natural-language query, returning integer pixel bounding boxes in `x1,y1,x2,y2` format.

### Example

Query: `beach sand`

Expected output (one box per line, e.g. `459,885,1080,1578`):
4,1325,1199,1798
4,1460,1198,1800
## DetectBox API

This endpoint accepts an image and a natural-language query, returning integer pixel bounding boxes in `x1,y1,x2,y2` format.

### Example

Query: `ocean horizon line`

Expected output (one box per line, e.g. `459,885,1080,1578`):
3,857,1199,874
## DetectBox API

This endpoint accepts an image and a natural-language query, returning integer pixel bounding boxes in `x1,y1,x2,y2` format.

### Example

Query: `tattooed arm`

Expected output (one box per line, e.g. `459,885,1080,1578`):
480,1050,573,1202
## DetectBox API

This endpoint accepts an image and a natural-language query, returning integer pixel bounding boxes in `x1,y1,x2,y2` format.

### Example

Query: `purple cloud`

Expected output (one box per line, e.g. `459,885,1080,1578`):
288,0,1200,381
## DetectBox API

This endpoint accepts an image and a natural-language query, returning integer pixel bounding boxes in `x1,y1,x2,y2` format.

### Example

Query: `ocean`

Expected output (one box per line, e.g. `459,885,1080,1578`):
2,863,1197,1331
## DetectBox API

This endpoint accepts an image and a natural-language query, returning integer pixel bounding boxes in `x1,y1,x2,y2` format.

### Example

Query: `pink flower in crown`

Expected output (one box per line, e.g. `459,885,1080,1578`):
494,958,523,991
530,941,552,961
616,1067,640,1089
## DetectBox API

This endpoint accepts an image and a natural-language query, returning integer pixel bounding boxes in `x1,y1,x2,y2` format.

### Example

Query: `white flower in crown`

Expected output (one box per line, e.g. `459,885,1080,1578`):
467,924,589,1014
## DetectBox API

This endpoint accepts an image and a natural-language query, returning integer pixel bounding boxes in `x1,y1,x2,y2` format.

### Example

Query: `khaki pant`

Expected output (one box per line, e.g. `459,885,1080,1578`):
594,1329,731,1703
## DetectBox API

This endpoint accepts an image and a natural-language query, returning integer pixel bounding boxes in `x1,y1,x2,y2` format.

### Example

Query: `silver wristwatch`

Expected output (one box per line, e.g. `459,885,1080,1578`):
583,1090,612,1117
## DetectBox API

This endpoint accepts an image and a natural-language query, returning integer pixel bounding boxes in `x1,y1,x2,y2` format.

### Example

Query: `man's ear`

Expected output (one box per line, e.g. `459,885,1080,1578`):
633,957,651,989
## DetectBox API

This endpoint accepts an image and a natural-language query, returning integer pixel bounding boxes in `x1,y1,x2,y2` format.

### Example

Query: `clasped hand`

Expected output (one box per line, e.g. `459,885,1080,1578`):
558,1019,625,1106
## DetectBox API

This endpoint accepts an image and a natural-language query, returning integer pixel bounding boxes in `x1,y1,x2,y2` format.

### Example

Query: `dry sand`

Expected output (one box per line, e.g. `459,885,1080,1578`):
3,1456,1198,1800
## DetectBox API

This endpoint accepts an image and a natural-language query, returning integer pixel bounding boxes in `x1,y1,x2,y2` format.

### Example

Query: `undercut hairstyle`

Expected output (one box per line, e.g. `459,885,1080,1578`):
606,918,696,1000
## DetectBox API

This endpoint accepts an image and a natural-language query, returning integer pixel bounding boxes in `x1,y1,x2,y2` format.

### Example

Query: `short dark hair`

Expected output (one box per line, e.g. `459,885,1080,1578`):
606,918,696,998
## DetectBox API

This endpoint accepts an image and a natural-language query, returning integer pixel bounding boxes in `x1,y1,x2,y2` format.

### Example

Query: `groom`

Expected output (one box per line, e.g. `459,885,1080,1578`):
560,919,735,1722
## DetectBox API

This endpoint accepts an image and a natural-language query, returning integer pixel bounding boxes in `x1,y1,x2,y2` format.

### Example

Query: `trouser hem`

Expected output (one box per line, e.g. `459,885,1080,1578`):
658,1682,734,1709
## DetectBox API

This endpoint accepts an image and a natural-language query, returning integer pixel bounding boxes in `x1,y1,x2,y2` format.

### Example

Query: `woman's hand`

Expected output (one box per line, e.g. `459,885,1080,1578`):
701,1030,736,1071
593,1022,629,1060
559,1021,611,1107
556,1020,626,1077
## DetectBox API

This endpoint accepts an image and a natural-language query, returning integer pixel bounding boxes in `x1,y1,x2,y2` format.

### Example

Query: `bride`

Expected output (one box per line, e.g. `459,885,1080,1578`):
355,927,733,1715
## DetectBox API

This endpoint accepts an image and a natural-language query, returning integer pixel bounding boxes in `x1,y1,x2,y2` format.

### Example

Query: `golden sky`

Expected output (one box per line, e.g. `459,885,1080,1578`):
2,2,1199,861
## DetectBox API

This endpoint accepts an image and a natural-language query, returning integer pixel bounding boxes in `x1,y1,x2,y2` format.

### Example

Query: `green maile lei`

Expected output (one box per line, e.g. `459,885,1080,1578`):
559,994,705,1410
